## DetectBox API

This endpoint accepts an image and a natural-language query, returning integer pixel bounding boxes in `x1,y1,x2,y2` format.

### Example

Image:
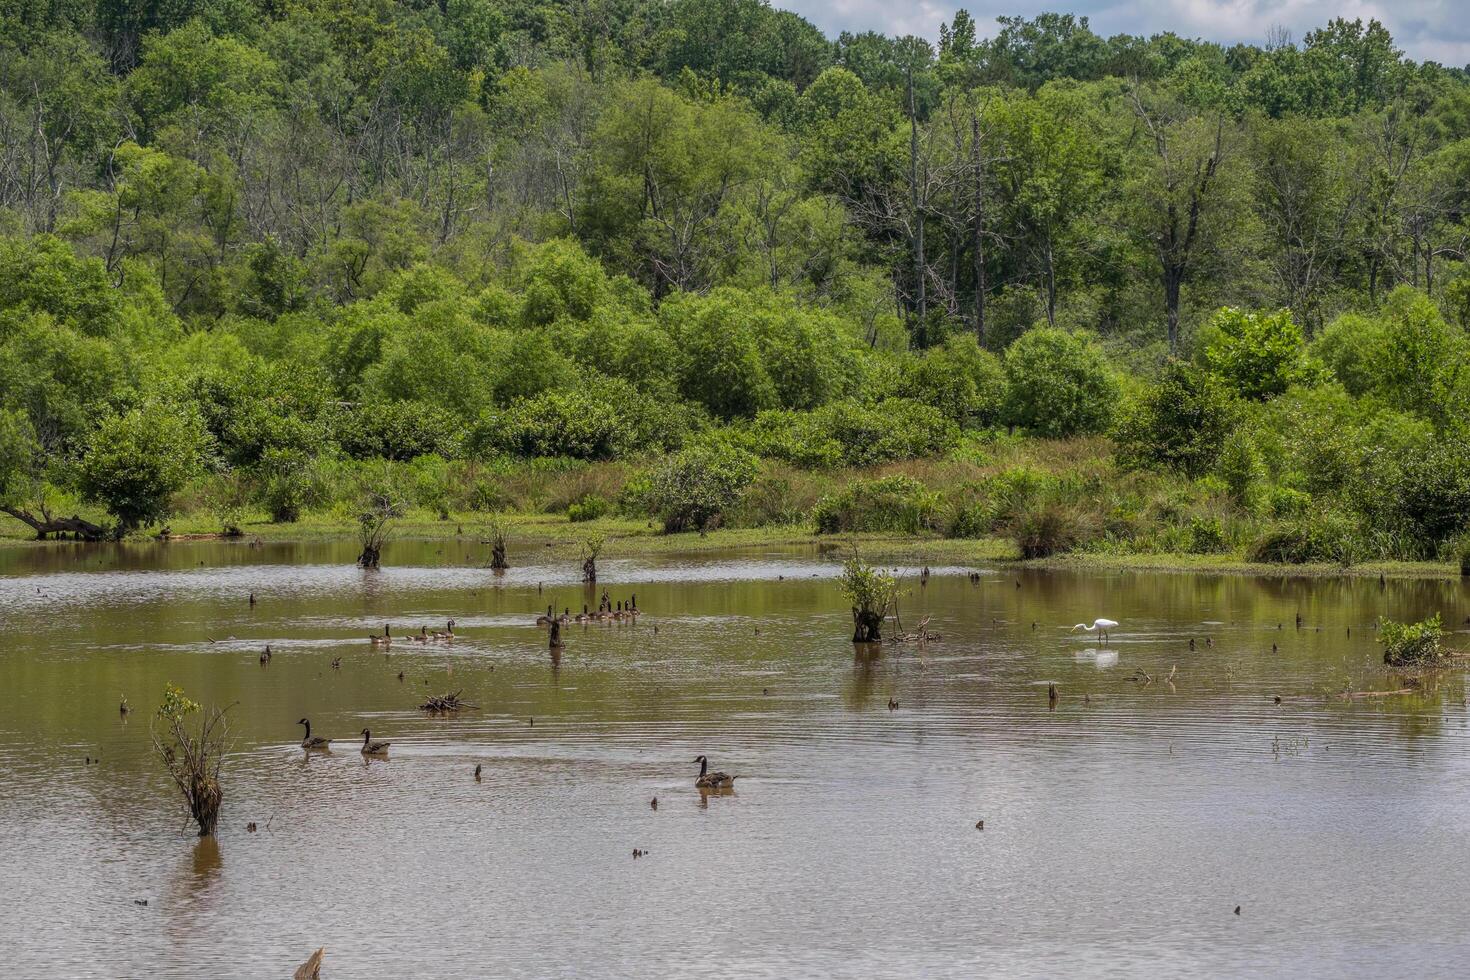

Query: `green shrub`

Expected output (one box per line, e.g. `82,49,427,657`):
1267,486,1311,518
334,400,464,461
468,479,510,512
257,447,312,523
1008,500,1093,558
813,475,938,534
747,398,957,468
79,402,209,534
901,336,1006,427
1216,430,1262,504
1377,614,1445,668
1002,328,1118,437
1246,514,1355,565
1114,360,1237,477
1186,516,1226,554
567,494,609,522
644,443,759,532
475,375,691,460
1199,307,1317,401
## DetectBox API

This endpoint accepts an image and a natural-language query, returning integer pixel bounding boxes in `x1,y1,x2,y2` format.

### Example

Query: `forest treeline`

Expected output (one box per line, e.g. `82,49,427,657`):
2,1,1469,563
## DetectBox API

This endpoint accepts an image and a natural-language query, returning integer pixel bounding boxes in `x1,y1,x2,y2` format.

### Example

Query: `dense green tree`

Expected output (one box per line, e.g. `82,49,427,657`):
1115,360,1238,476
1199,308,1316,401
79,402,210,534
1001,328,1118,437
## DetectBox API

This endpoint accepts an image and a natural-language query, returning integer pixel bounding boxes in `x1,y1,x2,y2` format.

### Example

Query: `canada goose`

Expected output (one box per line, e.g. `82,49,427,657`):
535,606,555,626
260,645,272,665
474,763,482,781
370,625,392,646
359,729,390,755
693,755,738,789
298,718,331,750
650,797,658,810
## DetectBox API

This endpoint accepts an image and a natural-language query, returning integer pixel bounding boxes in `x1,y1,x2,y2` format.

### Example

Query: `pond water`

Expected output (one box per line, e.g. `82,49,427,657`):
2,539,1469,978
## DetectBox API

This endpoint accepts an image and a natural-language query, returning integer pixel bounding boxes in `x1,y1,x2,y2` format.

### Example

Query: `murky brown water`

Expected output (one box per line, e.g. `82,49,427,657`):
2,538,1469,978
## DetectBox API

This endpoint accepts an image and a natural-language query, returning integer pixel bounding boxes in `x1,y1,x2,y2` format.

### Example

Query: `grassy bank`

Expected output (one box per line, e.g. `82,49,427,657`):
3,504,1460,580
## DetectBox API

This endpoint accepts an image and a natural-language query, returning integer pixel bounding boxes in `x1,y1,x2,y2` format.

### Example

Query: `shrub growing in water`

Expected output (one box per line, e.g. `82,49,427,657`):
1377,614,1445,668
814,475,938,534
839,555,898,643
150,683,229,837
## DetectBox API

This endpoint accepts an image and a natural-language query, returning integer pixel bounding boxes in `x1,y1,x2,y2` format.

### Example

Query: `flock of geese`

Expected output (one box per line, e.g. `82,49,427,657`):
287,590,738,787
295,718,390,755
280,591,1119,785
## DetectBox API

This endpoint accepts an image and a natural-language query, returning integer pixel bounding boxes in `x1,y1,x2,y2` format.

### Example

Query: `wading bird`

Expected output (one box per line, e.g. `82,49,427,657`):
1071,618,1119,642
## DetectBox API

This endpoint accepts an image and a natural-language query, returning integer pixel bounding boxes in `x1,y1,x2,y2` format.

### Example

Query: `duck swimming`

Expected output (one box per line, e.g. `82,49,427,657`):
693,755,738,789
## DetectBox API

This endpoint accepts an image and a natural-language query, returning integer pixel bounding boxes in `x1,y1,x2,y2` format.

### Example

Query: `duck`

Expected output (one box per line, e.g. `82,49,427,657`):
298,718,331,750
359,729,391,755
693,755,738,789
330,656,342,669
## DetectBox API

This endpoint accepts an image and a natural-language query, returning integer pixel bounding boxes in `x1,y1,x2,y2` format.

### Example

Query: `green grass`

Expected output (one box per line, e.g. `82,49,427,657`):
3,503,1459,578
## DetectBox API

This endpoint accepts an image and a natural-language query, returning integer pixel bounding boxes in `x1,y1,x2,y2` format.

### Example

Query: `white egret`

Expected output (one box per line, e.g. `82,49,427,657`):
1072,618,1118,642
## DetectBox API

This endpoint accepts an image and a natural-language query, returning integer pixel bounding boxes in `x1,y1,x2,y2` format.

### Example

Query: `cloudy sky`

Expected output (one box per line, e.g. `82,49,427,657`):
778,0,1470,68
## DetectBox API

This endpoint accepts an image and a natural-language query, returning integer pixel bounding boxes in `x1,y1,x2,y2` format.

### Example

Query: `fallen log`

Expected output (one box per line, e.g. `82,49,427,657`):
1336,688,1417,700
1,505,108,541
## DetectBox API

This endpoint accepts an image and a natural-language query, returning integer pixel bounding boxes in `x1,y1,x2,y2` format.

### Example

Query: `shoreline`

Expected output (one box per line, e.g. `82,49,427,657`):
2,511,1461,580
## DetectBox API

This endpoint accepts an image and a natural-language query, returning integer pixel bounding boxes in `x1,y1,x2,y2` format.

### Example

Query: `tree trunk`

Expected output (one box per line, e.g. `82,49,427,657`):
1163,267,1182,354
907,70,927,339
852,607,884,643
971,113,987,347
1,506,108,541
